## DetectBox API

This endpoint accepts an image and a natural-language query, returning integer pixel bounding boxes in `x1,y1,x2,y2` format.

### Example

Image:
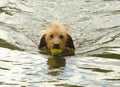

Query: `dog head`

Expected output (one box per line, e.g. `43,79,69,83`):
39,23,75,52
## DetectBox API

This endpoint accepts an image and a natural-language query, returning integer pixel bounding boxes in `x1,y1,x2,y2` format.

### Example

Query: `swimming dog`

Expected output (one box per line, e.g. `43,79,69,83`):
38,23,75,56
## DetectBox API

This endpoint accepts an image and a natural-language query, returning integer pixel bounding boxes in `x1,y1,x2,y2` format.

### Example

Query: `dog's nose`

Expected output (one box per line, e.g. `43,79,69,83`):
53,43,60,49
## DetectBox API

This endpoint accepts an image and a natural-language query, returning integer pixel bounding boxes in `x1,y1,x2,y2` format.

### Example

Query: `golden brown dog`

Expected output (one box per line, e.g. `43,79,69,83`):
38,23,75,56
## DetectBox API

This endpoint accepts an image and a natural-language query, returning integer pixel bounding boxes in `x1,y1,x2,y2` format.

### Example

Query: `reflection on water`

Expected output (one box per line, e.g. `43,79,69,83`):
0,39,24,51
47,56,66,76
79,67,113,73
91,53,120,59
0,0,120,87
47,56,66,69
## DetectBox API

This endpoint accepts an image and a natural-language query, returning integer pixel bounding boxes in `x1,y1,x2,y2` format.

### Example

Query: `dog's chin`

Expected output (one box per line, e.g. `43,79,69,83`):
51,47,61,50
51,46,65,50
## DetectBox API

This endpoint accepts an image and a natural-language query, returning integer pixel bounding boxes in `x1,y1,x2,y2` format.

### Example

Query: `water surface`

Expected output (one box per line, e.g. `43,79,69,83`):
0,0,120,87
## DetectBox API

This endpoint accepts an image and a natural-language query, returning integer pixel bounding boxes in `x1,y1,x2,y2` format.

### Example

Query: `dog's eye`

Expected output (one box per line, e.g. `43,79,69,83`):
59,35,64,39
50,34,54,38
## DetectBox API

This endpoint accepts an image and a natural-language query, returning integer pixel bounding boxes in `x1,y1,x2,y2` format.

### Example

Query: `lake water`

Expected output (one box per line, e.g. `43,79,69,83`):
0,0,120,87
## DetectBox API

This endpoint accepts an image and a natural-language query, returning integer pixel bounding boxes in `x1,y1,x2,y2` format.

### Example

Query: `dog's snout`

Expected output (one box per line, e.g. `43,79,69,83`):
53,43,60,49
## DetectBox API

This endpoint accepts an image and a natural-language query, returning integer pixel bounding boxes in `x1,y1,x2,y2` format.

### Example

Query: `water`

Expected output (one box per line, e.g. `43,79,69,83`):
0,0,120,87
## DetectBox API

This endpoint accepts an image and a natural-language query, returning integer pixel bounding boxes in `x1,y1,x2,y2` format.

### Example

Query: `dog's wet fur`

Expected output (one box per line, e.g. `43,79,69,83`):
38,23,75,56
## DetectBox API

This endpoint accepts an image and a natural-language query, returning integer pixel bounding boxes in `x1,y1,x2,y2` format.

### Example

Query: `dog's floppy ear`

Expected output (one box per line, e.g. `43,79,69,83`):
38,35,46,49
66,34,75,49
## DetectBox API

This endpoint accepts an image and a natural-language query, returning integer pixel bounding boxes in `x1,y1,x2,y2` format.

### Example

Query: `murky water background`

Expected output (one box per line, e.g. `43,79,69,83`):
0,0,120,87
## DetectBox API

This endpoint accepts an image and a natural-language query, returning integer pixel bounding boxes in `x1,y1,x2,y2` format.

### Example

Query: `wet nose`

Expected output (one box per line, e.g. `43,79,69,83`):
53,43,60,49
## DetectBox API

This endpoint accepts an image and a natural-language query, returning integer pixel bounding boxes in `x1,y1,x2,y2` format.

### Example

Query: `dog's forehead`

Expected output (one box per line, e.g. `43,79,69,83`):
46,30,66,36
44,23,68,34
